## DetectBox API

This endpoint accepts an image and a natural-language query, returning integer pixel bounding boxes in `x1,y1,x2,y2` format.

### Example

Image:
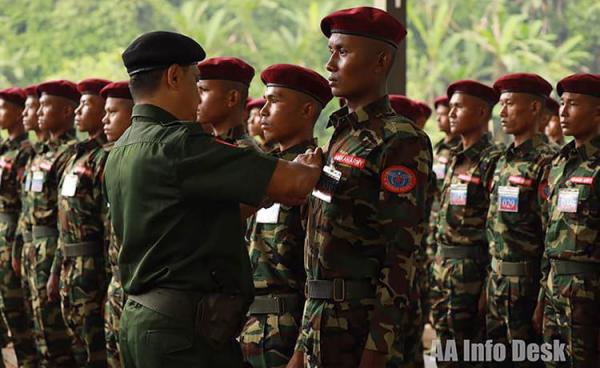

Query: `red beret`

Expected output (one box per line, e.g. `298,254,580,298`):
100,81,132,100
77,78,111,95
493,73,552,97
321,7,407,48
414,100,432,120
24,84,39,97
545,97,559,115
246,98,265,111
197,57,255,86
37,80,81,103
434,96,449,108
556,73,600,98
261,64,333,106
389,95,421,122
447,80,499,106
0,87,27,108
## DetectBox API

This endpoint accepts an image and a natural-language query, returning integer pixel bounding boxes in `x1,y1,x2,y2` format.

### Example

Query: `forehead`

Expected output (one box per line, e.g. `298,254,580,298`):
196,79,225,89
105,97,129,109
328,32,365,47
436,104,449,113
499,91,533,102
264,85,288,97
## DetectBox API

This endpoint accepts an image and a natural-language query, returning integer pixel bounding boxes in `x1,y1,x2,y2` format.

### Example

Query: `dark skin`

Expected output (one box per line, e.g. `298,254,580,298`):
448,92,491,150
498,92,544,147
247,107,264,139
288,32,395,368
102,97,134,142
545,115,564,145
74,93,106,137
196,79,245,137
0,99,25,139
37,94,76,141
436,104,457,143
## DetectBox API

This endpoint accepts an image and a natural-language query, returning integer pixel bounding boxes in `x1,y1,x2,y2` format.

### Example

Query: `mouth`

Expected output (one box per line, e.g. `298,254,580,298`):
328,77,337,86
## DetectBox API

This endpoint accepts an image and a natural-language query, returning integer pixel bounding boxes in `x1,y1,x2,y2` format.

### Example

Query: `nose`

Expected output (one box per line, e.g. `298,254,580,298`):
325,53,337,73
449,107,457,118
259,102,269,117
499,104,507,117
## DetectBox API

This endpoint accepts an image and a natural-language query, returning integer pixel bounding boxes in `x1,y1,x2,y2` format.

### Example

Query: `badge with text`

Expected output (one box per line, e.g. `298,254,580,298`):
30,170,45,192
60,174,78,197
498,186,520,212
312,165,342,203
557,188,579,213
449,183,468,206
256,203,281,224
433,163,447,180
333,152,366,169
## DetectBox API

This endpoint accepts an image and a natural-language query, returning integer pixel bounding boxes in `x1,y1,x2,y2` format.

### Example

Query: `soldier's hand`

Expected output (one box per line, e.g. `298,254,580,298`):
532,300,544,335
47,274,60,302
359,349,386,368
286,350,305,368
11,257,20,277
477,289,487,317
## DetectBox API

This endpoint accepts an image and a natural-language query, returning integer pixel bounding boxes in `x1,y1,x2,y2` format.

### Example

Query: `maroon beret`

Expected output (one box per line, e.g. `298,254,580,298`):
261,64,333,106
37,80,81,103
556,73,600,98
77,78,111,95
197,57,255,86
24,84,39,97
321,7,407,48
246,98,265,111
389,95,421,122
100,81,132,100
493,73,552,97
414,100,432,120
545,97,559,115
434,95,449,108
447,80,499,106
0,87,27,107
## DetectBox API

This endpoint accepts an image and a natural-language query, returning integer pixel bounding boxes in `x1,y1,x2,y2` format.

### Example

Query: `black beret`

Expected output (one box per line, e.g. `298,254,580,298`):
122,31,206,76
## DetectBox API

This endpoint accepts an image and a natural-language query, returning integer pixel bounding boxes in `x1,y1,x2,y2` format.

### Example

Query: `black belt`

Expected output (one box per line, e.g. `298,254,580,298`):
248,293,303,315
491,258,540,277
551,259,600,275
0,213,18,227
437,245,485,259
32,225,58,240
305,279,374,302
128,288,203,324
22,231,33,243
63,241,102,257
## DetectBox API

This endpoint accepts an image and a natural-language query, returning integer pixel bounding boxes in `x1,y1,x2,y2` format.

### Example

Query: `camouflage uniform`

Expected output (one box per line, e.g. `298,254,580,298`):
28,131,78,367
294,97,433,367
0,133,38,366
431,133,501,367
240,140,316,368
51,135,109,367
540,135,600,367
219,124,261,150
485,133,555,367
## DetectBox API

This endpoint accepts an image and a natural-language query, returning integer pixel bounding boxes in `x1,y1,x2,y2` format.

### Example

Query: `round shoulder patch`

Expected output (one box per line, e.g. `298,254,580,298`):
381,165,417,193
538,180,550,201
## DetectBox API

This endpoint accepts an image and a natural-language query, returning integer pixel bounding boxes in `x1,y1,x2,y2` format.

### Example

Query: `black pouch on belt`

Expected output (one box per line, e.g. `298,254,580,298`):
196,293,247,349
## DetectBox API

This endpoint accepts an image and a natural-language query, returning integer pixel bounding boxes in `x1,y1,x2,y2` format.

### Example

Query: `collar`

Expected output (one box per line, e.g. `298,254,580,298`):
435,135,461,151
326,95,394,130
560,134,600,161
505,133,546,160
77,134,107,153
46,129,76,150
274,138,318,157
5,133,28,150
453,133,493,161
131,104,178,124
218,124,246,143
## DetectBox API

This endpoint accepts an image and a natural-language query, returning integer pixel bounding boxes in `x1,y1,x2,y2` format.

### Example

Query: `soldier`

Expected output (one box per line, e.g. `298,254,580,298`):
246,98,273,151
240,64,332,368
29,80,80,367
103,31,323,368
196,57,259,149
543,98,565,147
0,87,39,367
288,7,433,368
430,80,502,367
534,74,600,367
484,73,556,367
45,78,111,367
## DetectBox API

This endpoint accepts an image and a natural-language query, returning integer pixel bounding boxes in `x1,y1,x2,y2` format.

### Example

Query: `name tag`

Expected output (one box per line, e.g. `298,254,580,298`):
256,203,281,224
557,188,579,213
333,152,366,169
30,171,45,192
433,163,446,180
449,183,467,206
312,165,342,203
60,174,78,197
498,186,519,212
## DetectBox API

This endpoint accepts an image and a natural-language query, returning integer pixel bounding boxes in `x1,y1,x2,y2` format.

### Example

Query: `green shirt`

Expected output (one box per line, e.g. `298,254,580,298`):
104,104,277,298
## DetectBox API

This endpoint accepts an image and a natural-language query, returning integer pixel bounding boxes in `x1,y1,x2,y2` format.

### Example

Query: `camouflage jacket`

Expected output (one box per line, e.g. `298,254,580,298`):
0,134,32,215
51,135,109,274
247,139,316,295
219,124,260,150
302,96,433,354
486,134,556,262
435,133,502,249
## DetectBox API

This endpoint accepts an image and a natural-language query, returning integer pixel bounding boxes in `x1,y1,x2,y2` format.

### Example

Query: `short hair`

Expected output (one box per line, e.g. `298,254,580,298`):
129,68,165,100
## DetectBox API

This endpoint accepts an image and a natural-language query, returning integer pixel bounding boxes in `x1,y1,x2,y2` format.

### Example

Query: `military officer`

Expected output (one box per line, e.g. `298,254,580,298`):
430,80,502,367
484,73,557,367
288,7,433,368
103,31,323,368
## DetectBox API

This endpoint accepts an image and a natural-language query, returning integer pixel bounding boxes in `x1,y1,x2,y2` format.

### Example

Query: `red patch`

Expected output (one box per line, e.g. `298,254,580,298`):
538,180,550,201
40,161,52,171
333,152,366,169
438,156,449,164
570,176,593,185
381,165,417,193
73,166,92,177
458,174,481,185
214,138,238,148
508,175,533,187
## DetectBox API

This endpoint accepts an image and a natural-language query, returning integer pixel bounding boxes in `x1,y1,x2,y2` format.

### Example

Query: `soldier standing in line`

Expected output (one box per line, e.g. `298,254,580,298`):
246,98,274,151
543,98,565,147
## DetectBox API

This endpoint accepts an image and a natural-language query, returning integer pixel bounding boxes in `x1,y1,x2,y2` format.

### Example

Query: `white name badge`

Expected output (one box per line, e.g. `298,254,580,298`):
30,171,45,192
557,188,579,213
312,164,342,203
433,163,446,180
449,183,468,206
61,174,79,197
256,203,281,224
498,186,519,212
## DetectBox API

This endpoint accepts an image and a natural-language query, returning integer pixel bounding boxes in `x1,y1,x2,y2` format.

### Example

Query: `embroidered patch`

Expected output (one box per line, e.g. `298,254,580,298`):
40,161,52,171
538,180,549,201
333,152,366,169
570,176,593,185
458,174,481,185
508,175,533,187
381,165,416,193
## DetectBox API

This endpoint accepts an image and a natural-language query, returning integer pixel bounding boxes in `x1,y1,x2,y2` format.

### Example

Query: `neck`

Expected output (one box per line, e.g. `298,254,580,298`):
7,123,25,140
574,130,598,148
444,133,457,143
50,125,72,142
279,130,313,152
344,87,386,113
212,111,244,137
461,129,485,150
86,124,104,140
136,96,189,121
512,129,536,147
35,130,48,141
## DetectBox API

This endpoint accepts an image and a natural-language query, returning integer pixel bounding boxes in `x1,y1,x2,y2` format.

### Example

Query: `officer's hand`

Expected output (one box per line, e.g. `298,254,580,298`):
294,147,323,170
532,300,544,335
286,350,305,368
359,349,386,368
11,257,20,277
477,289,487,317
46,274,60,302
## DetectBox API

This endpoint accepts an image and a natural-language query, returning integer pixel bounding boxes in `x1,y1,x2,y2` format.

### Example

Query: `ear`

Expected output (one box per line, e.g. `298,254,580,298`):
531,99,543,115
374,48,393,75
227,89,241,108
165,64,182,90
301,101,316,120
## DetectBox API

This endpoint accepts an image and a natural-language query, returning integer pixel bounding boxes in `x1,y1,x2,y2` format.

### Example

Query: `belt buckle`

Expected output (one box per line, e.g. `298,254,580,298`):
273,295,286,314
332,278,345,302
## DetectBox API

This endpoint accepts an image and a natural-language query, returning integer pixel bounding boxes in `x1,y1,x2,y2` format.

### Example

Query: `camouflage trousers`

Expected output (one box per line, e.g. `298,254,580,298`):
0,220,38,367
21,239,45,362
430,256,486,367
486,270,543,367
29,233,76,367
542,270,600,368
60,254,108,367
240,311,302,368
104,274,125,368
